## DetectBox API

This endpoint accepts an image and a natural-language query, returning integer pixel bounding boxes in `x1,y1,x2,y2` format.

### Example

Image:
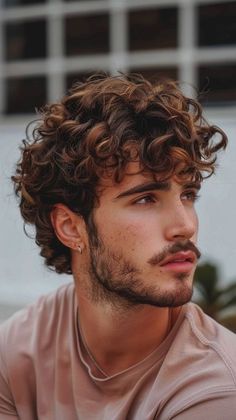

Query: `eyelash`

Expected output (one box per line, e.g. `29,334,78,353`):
183,191,200,202
133,191,200,205
133,194,157,205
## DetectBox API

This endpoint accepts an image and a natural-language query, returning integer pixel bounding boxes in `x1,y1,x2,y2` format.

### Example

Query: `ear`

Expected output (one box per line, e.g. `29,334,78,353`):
50,204,86,251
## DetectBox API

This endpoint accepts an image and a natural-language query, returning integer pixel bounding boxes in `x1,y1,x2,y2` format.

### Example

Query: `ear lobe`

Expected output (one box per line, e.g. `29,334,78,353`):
50,204,84,250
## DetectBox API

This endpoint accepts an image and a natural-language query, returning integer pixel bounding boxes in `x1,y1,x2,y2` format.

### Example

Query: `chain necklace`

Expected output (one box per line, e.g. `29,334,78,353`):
78,321,109,378
78,310,172,378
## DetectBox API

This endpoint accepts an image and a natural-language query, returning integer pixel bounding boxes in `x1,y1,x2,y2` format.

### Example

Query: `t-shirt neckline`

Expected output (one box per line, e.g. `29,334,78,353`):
74,296,187,384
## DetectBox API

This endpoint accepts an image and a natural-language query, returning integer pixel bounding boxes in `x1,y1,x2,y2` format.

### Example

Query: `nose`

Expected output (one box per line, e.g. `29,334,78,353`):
164,202,197,242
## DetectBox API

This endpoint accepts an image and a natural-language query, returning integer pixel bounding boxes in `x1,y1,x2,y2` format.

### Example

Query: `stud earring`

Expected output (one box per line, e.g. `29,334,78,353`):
77,245,82,254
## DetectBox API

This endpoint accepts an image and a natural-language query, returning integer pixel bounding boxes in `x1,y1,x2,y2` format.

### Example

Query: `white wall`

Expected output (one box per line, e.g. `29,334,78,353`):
197,118,236,283
0,116,236,320
0,123,70,313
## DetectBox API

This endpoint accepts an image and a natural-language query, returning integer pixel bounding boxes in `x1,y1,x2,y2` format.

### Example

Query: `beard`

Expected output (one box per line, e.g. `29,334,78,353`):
86,218,196,309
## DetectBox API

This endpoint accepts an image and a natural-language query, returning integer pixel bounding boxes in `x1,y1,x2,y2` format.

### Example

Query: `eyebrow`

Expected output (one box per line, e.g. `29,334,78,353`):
114,181,171,200
184,182,201,191
114,181,201,200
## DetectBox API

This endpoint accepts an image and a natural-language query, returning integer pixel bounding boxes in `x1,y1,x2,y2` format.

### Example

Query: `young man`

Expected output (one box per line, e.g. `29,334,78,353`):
0,74,235,419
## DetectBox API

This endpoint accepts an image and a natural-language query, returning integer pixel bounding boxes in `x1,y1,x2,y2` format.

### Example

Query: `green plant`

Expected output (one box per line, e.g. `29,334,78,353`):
193,262,236,332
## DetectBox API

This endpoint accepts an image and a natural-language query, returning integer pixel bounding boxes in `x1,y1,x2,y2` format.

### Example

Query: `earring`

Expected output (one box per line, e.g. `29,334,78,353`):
77,245,82,254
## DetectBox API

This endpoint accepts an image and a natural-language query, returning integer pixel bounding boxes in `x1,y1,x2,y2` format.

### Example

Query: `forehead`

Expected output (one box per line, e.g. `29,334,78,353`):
97,161,199,200
98,161,153,190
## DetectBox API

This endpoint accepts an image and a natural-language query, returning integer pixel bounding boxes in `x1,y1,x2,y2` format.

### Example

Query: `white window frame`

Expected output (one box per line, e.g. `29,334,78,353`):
0,0,235,122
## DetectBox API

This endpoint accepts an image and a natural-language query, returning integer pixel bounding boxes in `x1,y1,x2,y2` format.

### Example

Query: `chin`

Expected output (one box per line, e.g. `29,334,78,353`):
165,281,193,306
124,281,193,308
148,289,193,308
149,276,194,307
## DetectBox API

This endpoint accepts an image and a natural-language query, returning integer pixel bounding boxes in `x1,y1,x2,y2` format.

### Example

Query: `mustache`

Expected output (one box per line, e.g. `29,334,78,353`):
147,240,201,266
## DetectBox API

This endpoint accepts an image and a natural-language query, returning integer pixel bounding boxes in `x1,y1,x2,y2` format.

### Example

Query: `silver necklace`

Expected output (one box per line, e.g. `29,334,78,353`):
78,321,109,378
78,311,172,378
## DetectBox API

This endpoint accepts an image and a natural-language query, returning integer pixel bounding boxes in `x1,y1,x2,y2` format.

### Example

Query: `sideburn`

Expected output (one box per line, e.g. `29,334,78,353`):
84,211,102,250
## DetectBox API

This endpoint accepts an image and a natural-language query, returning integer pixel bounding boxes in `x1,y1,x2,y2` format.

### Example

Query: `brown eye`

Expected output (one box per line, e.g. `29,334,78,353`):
134,195,156,205
182,191,200,202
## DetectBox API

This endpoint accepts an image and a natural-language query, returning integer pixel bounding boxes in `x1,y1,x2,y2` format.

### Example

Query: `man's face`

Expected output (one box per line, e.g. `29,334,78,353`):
85,162,200,308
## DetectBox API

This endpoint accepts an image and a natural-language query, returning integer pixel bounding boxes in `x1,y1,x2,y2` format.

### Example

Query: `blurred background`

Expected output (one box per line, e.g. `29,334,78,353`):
0,0,236,329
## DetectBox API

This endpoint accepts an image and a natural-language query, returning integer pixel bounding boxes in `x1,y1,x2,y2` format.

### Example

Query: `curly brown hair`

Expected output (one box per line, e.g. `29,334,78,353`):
12,73,227,275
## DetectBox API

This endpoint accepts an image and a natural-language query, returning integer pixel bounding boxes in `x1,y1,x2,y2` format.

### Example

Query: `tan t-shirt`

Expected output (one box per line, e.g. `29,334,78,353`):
0,283,236,420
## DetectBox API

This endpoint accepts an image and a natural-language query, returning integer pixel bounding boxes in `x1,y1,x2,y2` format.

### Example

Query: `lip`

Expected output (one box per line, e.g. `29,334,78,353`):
159,251,196,273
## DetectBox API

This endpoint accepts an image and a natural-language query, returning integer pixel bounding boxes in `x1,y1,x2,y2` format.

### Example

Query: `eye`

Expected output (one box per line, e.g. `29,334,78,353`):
182,190,200,202
133,194,156,205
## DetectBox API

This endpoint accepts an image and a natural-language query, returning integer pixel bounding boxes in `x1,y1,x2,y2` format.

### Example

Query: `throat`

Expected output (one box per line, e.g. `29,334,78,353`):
77,306,178,378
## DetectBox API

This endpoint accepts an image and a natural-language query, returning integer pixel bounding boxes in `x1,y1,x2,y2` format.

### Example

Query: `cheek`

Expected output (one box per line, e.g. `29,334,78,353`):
94,206,164,255
193,212,199,237
101,223,142,246
101,218,163,257
97,214,143,246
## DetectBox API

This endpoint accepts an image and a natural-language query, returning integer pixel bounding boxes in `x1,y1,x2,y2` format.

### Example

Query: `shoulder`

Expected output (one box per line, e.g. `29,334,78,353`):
0,282,75,416
0,282,75,363
185,302,236,369
175,302,236,386
159,303,236,418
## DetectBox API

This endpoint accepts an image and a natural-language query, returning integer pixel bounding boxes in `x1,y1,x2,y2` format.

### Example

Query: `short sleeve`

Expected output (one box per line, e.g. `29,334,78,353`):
0,323,18,418
170,390,236,420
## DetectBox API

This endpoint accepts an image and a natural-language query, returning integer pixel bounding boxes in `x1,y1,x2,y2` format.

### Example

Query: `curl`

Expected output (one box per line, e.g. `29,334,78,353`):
12,74,227,274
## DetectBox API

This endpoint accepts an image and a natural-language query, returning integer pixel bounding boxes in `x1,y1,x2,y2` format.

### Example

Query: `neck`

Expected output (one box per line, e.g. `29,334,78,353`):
76,290,181,377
